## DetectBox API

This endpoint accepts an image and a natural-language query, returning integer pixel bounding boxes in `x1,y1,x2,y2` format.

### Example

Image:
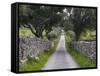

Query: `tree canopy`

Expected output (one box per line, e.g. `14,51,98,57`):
19,5,64,38
19,5,96,40
63,7,96,40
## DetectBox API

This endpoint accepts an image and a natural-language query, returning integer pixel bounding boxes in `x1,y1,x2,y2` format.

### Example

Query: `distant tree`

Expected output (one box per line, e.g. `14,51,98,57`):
59,7,74,32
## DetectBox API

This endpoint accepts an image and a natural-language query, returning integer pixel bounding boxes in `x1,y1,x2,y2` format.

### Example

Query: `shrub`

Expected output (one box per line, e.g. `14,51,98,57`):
47,32,57,40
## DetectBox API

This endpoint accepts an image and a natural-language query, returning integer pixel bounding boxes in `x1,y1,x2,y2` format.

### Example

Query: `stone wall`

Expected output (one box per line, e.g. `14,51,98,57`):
72,41,96,64
19,36,52,63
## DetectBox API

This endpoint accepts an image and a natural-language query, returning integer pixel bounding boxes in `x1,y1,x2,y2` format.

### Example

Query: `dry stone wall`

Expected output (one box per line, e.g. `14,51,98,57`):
19,36,52,63
72,41,96,64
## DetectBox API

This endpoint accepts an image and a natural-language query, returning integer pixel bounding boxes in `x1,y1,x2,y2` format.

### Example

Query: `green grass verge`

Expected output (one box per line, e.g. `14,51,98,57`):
19,27,34,37
19,27,47,38
65,34,96,69
65,43,96,68
79,29,96,41
19,38,59,71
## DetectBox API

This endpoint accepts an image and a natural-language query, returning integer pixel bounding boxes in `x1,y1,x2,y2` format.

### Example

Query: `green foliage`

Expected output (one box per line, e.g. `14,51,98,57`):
79,29,96,41
65,30,76,47
19,38,59,71
47,27,61,40
70,8,96,40
66,31,75,41
19,5,63,38
47,32,57,40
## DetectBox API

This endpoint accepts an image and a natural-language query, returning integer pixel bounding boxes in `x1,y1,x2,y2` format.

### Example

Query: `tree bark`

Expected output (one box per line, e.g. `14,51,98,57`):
27,23,40,37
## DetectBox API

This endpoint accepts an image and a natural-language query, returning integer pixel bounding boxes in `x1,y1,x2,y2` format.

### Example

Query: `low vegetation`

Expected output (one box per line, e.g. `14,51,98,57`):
66,43,96,68
19,38,60,71
79,29,96,41
65,31,96,68
19,27,34,37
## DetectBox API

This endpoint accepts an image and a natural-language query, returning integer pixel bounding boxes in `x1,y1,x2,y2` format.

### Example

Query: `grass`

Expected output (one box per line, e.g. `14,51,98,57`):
65,32,96,68
79,29,96,41
19,38,59,71
65,41,96,68
19,27,47,38
19,27,34,37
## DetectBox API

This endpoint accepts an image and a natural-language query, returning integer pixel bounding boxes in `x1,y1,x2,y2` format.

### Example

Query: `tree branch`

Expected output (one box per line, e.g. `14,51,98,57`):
27,23,39,37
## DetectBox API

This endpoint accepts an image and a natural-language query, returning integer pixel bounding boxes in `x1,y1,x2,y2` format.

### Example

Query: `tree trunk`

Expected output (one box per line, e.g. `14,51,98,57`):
74,28,81,41
27,16,51,38
27,23,40,37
